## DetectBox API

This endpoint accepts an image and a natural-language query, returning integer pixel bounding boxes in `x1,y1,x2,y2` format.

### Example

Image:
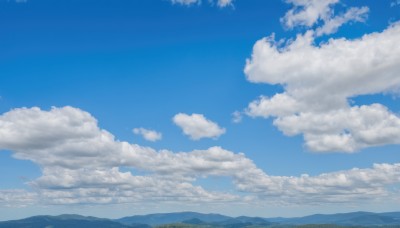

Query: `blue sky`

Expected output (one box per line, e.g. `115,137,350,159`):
0,0,400,221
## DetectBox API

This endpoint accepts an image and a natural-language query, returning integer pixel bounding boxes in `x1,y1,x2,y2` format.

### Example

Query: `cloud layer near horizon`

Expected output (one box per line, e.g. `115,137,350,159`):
0,107,399,207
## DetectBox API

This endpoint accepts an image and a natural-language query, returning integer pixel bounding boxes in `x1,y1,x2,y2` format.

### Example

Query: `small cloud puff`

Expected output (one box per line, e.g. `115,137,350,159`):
173,113,226,140
170,0,233,8
232,111,242,123
133,127,162,142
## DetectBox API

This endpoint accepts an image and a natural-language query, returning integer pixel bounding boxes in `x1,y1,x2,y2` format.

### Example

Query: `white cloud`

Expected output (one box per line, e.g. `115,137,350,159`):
281,0,339,29
273,104,400,152
215,0,233,8
0,190,37,207
237,163,400,205
173,113,226,140
33,167,238,205
245,22,400,152
315,6,369,36
133,127,162,142
281,0,369,37
170,0,233,8
0,107,238,206
1,106,400,208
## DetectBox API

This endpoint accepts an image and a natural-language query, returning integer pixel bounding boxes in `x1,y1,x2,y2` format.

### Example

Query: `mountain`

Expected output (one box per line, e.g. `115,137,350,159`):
380,212,400,220
235,216,272,225
182,218,208,225
0,214,137,228
271,211,400,226
117,212,231,226
208,216,272,227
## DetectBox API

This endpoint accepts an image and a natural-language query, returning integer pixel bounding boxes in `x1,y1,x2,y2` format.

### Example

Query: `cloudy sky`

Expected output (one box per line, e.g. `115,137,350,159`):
0,0,400,221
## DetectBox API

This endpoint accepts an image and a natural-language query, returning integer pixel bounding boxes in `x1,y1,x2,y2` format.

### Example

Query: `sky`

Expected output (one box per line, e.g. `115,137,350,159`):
0,0,400,221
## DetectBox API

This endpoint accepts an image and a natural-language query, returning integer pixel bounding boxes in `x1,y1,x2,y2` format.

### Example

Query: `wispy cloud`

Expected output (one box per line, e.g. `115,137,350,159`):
315,6,369,36
281,0,369,37
0,190,37,207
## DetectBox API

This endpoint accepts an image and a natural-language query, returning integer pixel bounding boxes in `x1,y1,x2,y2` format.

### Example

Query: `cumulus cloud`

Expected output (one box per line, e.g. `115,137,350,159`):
1,106,400,207
245,22,400,152
170,0,233,7
173,113,226,140
281,0,369,36
133,127,162,142
0,107,238,206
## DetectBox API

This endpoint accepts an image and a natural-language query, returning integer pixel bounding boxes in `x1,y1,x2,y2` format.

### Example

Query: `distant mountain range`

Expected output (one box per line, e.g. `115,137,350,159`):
117,212,232,226
271,211,400,226
1,211,400,227
0,214,137,228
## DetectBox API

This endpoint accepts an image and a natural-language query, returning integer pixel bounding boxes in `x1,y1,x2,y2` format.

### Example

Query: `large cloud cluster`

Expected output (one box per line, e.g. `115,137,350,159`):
245,21,400,152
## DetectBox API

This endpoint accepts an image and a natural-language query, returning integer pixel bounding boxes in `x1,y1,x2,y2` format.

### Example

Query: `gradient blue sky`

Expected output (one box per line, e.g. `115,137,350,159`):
0,0,400,221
